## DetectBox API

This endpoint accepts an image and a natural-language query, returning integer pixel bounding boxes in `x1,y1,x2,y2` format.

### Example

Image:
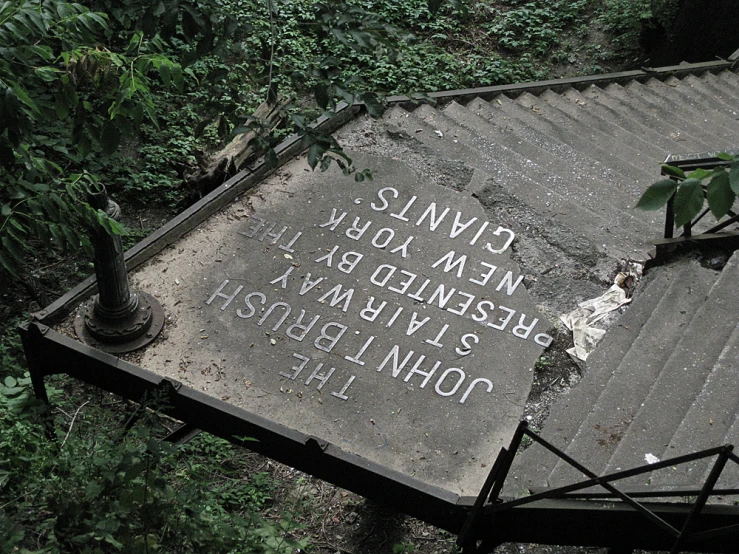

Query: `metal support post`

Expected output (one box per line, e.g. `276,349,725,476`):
74,185,164,353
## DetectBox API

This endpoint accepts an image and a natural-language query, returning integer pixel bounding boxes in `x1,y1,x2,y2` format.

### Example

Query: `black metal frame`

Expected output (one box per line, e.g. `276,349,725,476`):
21,320,739,553
19,321,467,533
458,422,739,554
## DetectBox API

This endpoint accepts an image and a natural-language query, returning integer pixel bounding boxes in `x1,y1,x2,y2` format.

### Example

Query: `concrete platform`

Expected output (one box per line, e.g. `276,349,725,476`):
41,62,739,510
129,152,549,496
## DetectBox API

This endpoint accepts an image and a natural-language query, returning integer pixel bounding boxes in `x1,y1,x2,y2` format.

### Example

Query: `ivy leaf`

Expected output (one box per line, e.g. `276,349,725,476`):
264,148,277,169
716,152,735,161
2,235,24,262
661,164,686,180
348,30,371,49
230,126,250,137
0,249,19,278
124,461,148,482
84,481,105,500
34,66,59,83
706,169,734,219
107,217,126,236
673,178,704,228
331,27,349,47
686,168,713,181
334,85,354,105
171,64,183,93
730,160,739,195
49,223,64,244
77,131,92,158
9,218,26,234
307,143,321,170
158,62,171,88
634,179,678,210
13,84,40,116
61,225,80,251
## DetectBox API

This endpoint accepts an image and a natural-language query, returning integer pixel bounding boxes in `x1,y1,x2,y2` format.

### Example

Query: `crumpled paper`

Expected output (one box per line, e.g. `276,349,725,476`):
560,273,634,361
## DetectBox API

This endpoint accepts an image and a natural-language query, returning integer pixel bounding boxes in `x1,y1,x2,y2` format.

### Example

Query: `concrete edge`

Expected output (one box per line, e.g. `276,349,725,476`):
384,59,736,108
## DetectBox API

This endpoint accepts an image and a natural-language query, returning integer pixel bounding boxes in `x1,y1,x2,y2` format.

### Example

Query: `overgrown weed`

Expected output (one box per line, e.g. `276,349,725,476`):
0,320,309,553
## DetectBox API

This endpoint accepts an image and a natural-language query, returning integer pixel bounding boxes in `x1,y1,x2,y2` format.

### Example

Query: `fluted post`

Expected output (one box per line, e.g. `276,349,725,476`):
75,185,164,353
87,188,139,320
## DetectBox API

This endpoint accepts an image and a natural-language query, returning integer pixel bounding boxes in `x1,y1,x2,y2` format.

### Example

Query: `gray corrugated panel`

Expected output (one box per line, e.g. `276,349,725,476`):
569,85,713,153
604,252,739,483
540,87,669,163
547,260,719,487
430,102,659,245
491,92,656,184
386,103,647,261
623,79,739,144
442,99,660,233
506,266,677,495
652,320,739,488
600,82,738,149
660,75,739,119
716,68,739,89
464,96,633,195
701,71,739,106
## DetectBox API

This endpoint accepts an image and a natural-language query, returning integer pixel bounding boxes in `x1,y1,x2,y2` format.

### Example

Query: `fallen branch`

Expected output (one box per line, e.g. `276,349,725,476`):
61,400,89,449
184,100,284,199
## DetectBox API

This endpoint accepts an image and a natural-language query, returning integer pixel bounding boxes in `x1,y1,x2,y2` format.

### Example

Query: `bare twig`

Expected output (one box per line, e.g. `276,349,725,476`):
0,494,23,511
53,406,73,419
61,400,89,448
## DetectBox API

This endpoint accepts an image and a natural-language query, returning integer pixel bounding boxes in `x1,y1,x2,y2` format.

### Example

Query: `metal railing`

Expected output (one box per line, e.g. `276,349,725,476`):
459,421,739,554
661,150,739,240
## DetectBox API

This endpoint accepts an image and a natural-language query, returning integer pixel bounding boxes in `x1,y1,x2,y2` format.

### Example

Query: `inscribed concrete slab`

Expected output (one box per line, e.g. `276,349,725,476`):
132,151,549,495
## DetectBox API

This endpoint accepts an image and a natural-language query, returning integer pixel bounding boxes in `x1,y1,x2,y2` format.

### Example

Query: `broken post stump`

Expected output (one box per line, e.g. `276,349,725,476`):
74,185,165,353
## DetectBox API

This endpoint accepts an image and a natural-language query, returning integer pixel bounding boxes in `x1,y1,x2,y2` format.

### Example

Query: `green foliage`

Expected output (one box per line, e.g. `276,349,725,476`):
0,1,187,279
634,178,678,211
0,2,661,551
596,0,653,56
1,0,650,283
253,515,309,554
0,0,423,280
484,1,593,57
0,351,306,552
0,171,125,278
0,316,305,554
635,155,739,229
